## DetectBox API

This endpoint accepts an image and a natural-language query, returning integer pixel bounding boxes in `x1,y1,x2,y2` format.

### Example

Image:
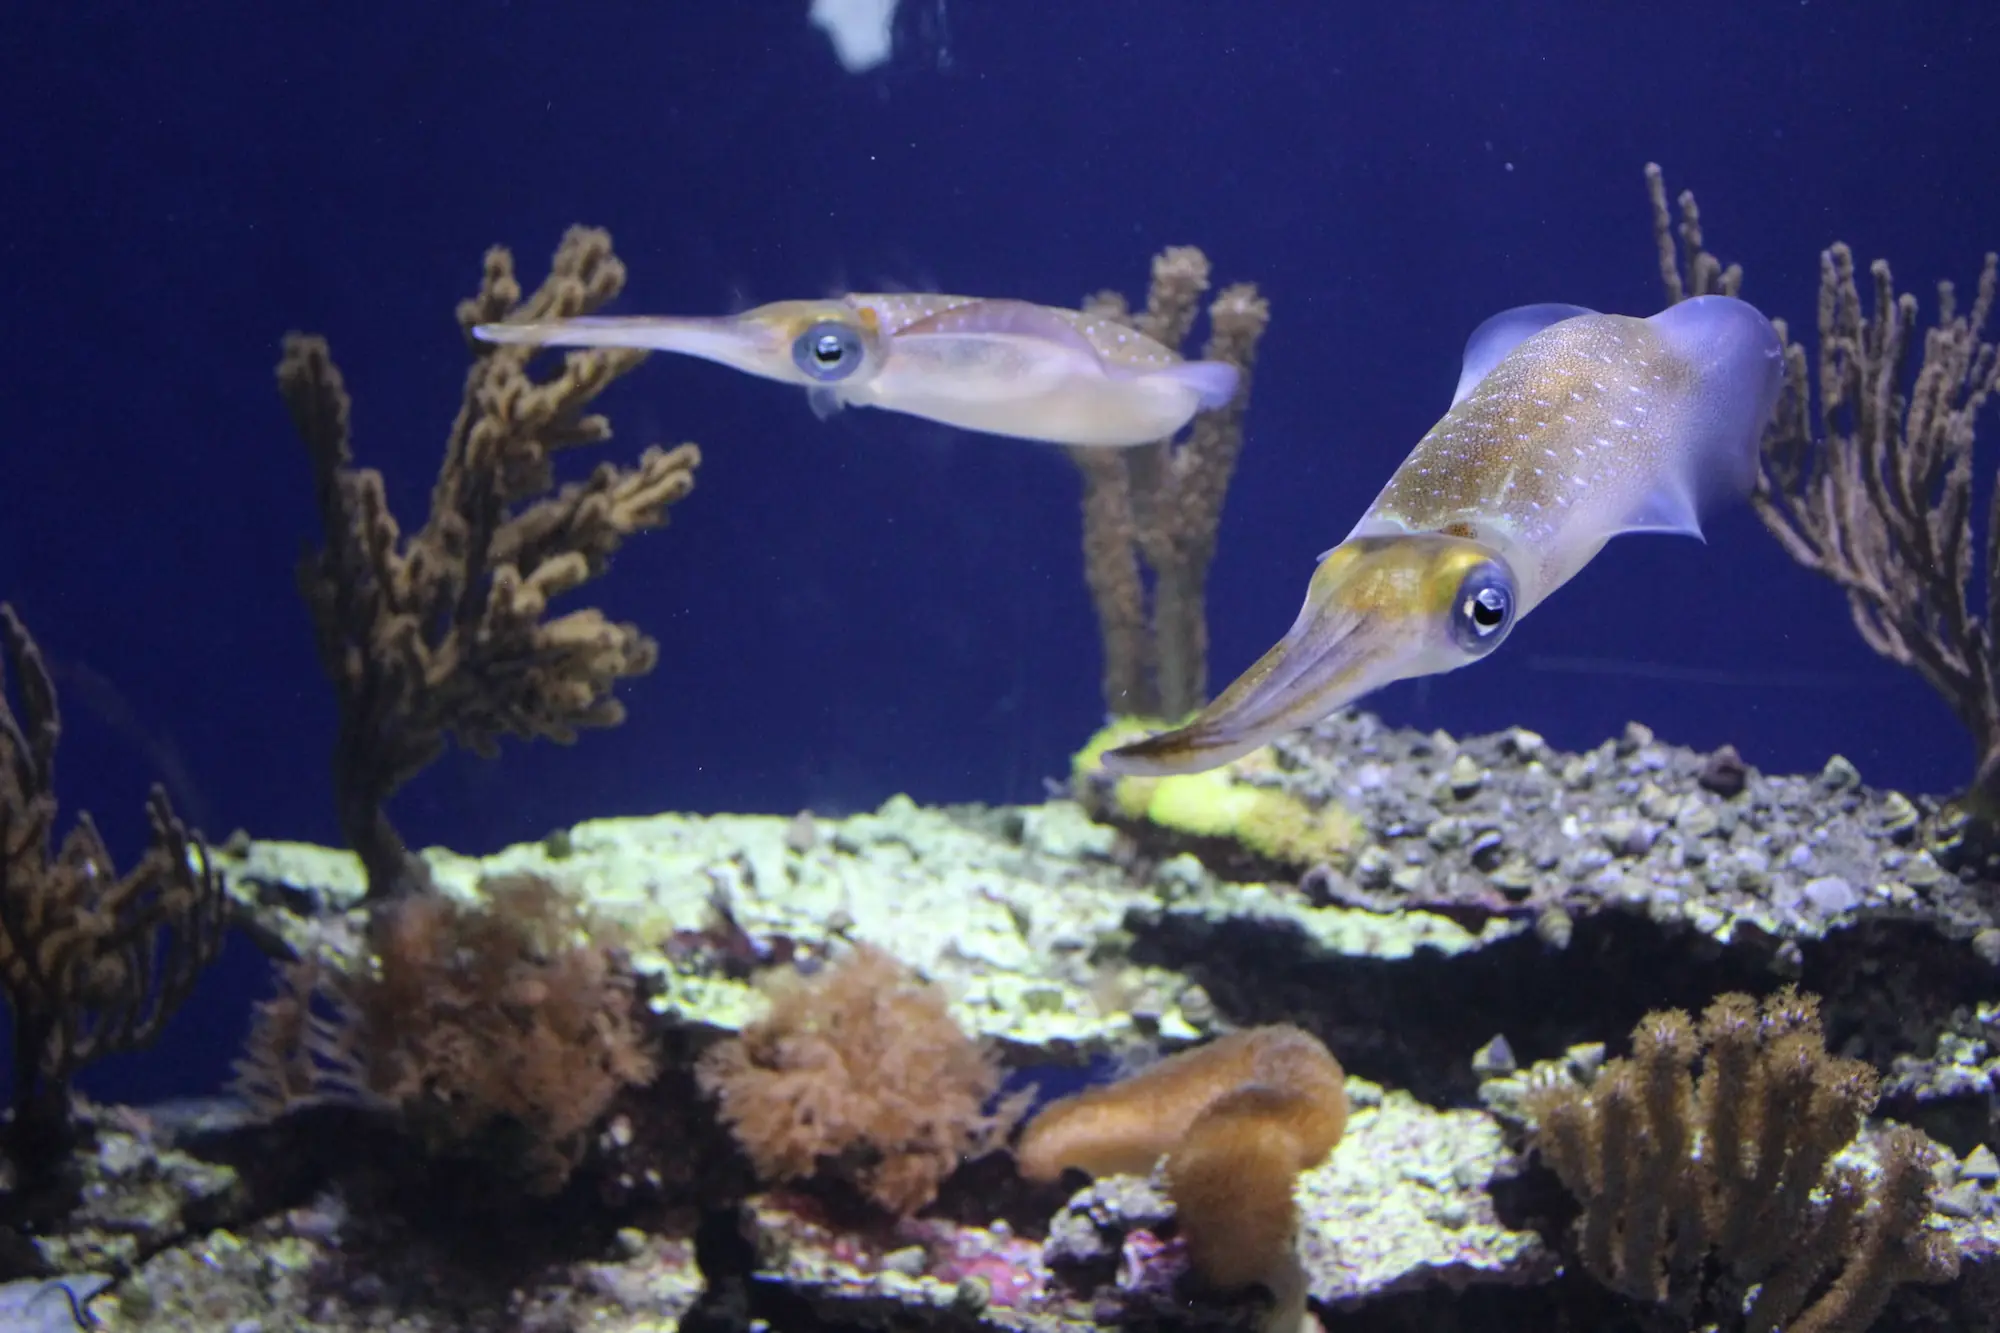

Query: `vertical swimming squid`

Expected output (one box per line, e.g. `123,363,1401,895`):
1102,296,1784,776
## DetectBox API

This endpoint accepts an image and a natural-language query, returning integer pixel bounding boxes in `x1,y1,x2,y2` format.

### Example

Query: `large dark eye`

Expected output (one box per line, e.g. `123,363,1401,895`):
791,321,863,381
1449,562,1515,655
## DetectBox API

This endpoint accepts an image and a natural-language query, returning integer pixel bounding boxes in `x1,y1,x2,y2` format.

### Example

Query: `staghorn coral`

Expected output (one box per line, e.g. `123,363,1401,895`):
1525,986,1958,1332
1017,1024,1347,1328
1070,247,1269,719
232,874,657,1195
278,225,702,902
1647,162,2000,819
0,604,227,1171
696,942,1027,1216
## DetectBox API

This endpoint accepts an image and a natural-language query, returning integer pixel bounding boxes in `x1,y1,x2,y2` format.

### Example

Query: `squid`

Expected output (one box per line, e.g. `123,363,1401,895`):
472,294,1240,448
1103,296,1785,777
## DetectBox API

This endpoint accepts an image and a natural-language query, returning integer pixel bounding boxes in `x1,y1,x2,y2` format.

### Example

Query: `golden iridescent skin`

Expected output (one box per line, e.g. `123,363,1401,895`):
1105,296,1785,776
473,294,1240,447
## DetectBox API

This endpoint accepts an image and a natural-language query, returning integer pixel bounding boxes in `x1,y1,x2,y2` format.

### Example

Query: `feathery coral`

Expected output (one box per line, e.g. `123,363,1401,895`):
278,225,702,901
233,874,657,1194
0,604,228,1171
1017,1024,1347,1297
363,875,658,1192
697,943,1025,1216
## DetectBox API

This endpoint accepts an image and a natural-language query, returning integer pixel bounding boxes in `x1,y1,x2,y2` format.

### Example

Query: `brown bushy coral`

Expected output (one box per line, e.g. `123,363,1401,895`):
360,875,658,1193
279,226,702,901
696,943,1027,1215
0,604,228,1170
236,874,657,1194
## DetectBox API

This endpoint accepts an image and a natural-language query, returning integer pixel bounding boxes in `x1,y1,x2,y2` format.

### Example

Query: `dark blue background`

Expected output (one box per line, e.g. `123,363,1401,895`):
3,3,1995,1106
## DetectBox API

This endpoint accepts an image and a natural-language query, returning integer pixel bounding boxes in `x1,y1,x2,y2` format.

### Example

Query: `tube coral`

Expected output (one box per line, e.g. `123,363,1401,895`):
1069,247,1269,719
1017,1024,1347,1302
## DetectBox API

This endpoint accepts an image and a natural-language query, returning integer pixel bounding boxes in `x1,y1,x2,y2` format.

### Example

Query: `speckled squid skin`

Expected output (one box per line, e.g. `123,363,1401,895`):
1352,311,1725,617
847,293,1193,372
1104,295,1785,777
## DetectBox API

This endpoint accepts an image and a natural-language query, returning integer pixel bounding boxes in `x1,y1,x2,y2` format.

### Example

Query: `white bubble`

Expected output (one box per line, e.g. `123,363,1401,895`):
811,0,900,73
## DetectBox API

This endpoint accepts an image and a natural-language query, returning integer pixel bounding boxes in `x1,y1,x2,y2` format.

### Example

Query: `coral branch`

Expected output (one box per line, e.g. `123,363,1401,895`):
0,604,227,1171
1070,248,1269,719
278,226,702,900
1646,162,2000,816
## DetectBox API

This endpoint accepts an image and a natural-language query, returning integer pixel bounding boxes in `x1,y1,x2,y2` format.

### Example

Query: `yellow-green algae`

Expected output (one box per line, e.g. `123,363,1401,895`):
217,796,1198,1054
214,792,1489,1062
1294,1077,1552,1300
1072,718,1366,869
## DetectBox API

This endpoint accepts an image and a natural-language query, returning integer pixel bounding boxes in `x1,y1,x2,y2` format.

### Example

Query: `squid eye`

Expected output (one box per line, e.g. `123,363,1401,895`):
1449,562,1515,655
791,321,864,381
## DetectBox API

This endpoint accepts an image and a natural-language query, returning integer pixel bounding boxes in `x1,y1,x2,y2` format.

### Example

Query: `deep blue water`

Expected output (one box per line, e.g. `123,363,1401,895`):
2,3,1995,1106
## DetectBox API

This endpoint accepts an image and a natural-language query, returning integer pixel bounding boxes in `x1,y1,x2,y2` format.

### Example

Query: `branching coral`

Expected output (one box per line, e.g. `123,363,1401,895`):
1017,1024,1347,1322
1526,986,1958,1332
1070,247,1269,719
1647,162,2000,815
278,225,702,901
232,874,657,1195
696,943,1027,1216
0,604,228,1167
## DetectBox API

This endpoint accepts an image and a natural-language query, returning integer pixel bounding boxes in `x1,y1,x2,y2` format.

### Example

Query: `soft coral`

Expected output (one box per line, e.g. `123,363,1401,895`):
696,943,1025,1215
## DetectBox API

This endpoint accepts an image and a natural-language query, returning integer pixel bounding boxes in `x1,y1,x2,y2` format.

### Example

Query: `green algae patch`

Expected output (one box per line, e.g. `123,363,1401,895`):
1071,719,1366,872
1294,1079,1553,1300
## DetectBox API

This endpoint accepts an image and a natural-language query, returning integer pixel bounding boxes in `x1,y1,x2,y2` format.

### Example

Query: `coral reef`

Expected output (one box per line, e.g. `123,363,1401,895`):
1647,162,2000,823
0,605,227,1180
278,225,702,901
1524,987,1958,1331
740,1067,1546,1332
1069,246,1269,719
697,942,1027,1216
15,705,1997,1329
11,1097,706,1332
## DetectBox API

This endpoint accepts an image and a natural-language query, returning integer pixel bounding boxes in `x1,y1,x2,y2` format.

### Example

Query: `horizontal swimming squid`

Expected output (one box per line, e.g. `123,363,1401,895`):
473,294,1240,447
